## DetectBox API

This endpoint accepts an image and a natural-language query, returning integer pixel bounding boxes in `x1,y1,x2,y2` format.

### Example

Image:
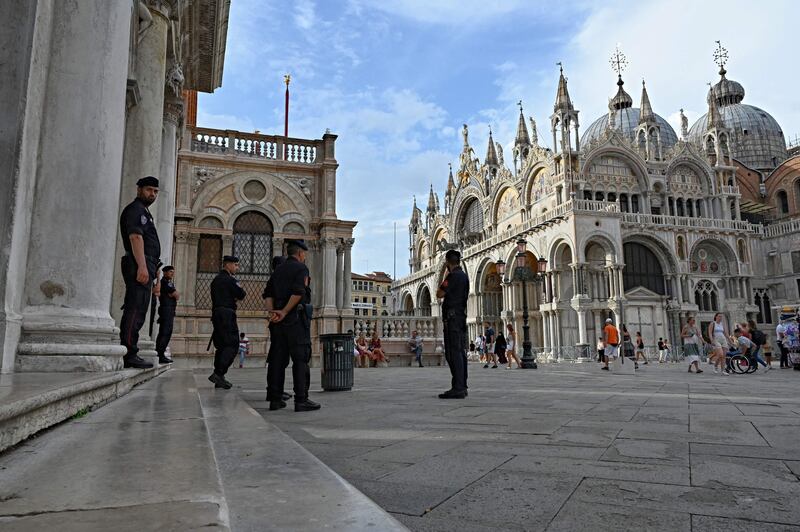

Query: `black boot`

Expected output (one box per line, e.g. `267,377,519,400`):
269,400,287,411
208,372,232,389
295,399,321,412
123,355,153,369
158,354,173,364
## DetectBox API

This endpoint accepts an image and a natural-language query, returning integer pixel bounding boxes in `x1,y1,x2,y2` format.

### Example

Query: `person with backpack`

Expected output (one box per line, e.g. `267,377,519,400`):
483,322,497,369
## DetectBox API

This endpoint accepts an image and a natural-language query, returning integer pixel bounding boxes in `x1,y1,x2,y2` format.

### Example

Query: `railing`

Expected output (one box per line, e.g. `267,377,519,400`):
352,316,441,340
188,126,320,164
621,212,758,232
573,199,620,214
719,185,740,195
762,218,800,238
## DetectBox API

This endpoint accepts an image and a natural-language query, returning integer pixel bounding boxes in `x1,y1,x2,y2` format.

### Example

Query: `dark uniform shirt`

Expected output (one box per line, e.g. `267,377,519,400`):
210,270,246,310
120,198,161,259
264,256,308,325
159,277,177,310
441,266,469,319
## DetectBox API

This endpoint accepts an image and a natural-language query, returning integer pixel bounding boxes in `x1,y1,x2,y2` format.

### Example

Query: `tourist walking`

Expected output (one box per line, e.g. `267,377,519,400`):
119,176,162,369
707,312,730,375
776,318,789,368
238,332,249,368
682,317,703,373
596,337,605,362
483,322,497,368
634,332,648,364
407,330,424,367
265,239,320,412
474,334,485,363
601,318,619,371
494,332,507,365
437,249,469,399
208,255,246,389
155,265,178,364
746,320,769,370
622,325,637,369
505,324,522,369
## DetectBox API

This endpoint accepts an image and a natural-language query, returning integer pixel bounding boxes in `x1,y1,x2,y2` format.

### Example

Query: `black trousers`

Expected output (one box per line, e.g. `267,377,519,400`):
119,256,154,358
443,318,468,393
155,308,175,356
266,320,311,402
778,343,788,367
211,307,239,376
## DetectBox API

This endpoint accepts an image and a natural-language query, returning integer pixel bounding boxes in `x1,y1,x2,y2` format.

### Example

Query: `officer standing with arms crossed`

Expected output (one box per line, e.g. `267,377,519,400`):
154,265,178,364
264,239,320,412
208,256,246,389
436,249,469,399
119,176,162,369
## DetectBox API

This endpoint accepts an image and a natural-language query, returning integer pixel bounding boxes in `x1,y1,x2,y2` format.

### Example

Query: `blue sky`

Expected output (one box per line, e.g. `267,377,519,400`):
198,0,800,279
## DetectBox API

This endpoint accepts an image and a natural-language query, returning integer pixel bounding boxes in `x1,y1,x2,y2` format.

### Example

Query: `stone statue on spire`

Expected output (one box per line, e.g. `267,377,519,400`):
529,118,538,145
462,123,469,147
680,108,689,140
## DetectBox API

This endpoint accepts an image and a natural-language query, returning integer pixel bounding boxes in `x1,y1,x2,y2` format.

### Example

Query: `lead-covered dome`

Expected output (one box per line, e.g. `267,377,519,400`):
581,76,679,150
688,69,788,171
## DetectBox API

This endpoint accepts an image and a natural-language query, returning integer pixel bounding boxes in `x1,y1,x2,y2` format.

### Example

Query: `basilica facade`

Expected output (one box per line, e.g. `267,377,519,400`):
393,48,800,355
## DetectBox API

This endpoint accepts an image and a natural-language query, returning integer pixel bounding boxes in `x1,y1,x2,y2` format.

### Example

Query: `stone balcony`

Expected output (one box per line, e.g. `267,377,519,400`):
621,212,759,234
187,125,325,164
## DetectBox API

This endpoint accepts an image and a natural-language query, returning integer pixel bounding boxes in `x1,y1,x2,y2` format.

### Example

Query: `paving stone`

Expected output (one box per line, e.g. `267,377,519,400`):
425,470,582,531
357,438,464,463
394,513,507,532
351,479,457,515
453,441,605,460
689,442,786,458
691,514,800,532
601,438,690,465
571,478,800,525
379,451,513,488
546,499,691,532
690,455,800,491
500,454,689,485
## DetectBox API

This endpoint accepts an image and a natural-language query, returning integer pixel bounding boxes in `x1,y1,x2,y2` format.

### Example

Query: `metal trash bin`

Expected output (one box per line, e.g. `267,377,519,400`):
320,333,354,391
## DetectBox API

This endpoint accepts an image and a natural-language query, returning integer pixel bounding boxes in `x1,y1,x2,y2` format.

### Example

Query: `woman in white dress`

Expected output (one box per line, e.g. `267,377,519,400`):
682,316,703,374
505,324,522,369
706,312,730,375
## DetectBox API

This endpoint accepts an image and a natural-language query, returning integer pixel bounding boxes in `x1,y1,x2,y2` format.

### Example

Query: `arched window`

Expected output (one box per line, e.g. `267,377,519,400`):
232,211,274,311
754,289,773,324
623,243,665,295
458,198,484,236
795,179,800,211
694,280,718,312
595,191,605,201
676,198,685,217
607,192,617,203
418,286,432,317
584,190,593,200
631,194,640,213
619,193,629,213
777,190,789,214
195,235,223,309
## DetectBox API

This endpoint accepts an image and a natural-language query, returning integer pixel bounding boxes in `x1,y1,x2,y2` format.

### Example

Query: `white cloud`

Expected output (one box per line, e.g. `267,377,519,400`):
196,108,258,133
294,0,316,30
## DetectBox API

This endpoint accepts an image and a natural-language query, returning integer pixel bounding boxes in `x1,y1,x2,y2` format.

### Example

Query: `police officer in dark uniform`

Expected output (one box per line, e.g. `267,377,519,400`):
208,255,246,389
262,256,292,403
119,176,162,369
436,249,469,399
264,239,320,412
155,265,179,364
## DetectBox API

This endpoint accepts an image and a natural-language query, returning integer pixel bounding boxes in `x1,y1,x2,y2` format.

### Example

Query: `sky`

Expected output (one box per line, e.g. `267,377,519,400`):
197,0,800,279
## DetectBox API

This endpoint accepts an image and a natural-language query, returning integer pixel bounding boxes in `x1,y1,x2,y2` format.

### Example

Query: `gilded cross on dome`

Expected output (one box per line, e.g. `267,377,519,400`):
713,40,728,70
609,45,628,77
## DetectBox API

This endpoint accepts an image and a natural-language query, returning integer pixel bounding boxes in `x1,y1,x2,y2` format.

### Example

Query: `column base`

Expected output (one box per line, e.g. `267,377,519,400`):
18,307,129,372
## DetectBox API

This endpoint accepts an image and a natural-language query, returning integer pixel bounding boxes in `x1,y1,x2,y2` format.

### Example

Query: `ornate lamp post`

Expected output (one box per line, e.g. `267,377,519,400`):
497,239,547,369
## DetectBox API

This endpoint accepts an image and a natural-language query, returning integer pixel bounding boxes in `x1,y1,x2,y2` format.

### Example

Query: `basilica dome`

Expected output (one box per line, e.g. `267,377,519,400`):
582,107,679,149
687,69,787,171
581,77,679,150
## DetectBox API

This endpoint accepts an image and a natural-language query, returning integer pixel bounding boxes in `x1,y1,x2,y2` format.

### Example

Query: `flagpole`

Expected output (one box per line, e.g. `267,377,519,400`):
284,74,290,139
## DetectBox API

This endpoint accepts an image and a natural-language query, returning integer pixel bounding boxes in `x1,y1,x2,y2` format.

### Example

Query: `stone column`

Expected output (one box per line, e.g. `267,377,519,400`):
176,232,199,309
343,239,353,310
335,243,344,309
322,237,337,309
111,3,170,321
156,94,182,264
575,307,587,345
16,1,132,371
542,312,551,352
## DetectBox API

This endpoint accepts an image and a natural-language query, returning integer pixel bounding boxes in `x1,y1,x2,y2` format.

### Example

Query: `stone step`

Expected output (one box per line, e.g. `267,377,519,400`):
0,369,407,531
0,365,169,452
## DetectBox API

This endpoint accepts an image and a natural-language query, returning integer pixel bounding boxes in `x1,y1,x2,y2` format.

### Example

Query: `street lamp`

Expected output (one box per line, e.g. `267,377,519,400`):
497,239,547,369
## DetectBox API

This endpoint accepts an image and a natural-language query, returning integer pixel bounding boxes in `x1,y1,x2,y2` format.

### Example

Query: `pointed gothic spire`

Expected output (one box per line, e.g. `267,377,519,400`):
485,126,499,166
515,101,530,147
553,62,573,112
410,195,420,225
639,79,656,124
446,162,455,192
427,184,437,213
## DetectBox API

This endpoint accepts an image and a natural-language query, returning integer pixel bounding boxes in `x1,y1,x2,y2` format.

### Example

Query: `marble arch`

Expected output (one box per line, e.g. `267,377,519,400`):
582,146,651,192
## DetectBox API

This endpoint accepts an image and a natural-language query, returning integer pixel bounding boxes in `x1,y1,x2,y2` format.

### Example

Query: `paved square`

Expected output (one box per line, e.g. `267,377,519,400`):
235,363,800,531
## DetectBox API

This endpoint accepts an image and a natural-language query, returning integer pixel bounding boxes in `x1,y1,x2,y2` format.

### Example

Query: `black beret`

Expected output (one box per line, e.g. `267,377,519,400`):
445,249,461,262
162,265,175,272
286,239,309,251
136,176,159,187
223,255,239,263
